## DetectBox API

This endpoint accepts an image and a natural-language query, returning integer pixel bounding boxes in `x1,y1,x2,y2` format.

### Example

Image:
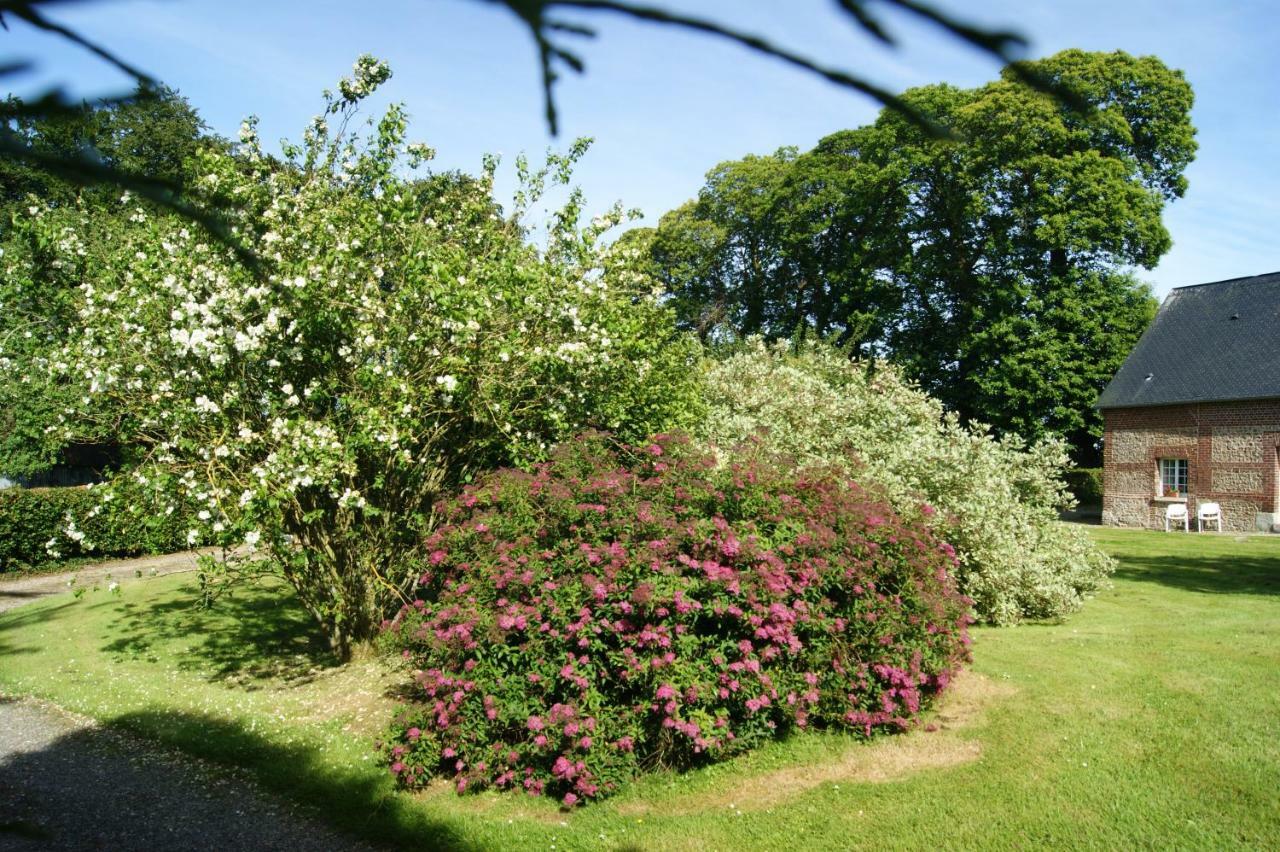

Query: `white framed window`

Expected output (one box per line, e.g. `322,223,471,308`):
1158,458,1188,497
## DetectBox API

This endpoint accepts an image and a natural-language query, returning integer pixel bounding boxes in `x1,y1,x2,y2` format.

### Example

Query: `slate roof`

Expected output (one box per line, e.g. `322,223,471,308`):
1097,271,1280,409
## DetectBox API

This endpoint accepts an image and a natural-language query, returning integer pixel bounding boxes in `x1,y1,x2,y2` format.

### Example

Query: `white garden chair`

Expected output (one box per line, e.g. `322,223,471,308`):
1197,501,1222,533
1164,503,1190,533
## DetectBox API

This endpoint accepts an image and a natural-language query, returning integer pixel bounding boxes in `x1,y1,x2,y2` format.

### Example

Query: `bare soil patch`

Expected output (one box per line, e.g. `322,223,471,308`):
291,657,405,738
619,669,1015,816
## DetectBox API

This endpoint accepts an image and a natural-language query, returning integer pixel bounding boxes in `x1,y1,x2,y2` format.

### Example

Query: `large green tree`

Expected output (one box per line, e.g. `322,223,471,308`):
0,85,216,214
645,49,1193,460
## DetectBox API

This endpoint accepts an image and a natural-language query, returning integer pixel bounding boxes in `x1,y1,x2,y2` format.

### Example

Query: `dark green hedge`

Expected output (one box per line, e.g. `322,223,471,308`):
0,486,203,573
1063,467,1103,507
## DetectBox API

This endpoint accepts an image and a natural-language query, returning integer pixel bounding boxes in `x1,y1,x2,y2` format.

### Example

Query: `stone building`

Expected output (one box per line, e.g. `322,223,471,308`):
1098,272,1280,532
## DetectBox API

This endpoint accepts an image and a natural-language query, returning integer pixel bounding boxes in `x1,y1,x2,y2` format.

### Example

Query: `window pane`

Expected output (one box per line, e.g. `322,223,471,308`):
1159,459,1187,495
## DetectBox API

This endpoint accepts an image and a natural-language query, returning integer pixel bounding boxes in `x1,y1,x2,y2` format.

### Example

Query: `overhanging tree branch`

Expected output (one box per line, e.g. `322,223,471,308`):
0,0,156,85
487,0,1055,136
3,0,1080,239
1,1,258,267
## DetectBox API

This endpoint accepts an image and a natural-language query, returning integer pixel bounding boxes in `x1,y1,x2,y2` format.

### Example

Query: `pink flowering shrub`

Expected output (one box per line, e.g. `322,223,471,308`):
381,432,972,805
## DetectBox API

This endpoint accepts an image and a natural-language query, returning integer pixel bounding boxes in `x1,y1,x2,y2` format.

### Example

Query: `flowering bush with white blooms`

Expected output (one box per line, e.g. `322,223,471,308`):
0,203,121,477
0,56,702,656
697,339,1113,624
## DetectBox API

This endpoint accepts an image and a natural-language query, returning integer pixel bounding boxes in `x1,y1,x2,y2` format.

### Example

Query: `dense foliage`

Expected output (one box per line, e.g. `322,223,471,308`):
0,57,702,656
0,87,221,478
697,340,1114,624
637,49,1191,460
0,485,205,573
382,432,972,806
1063,468,1104,507
1,85,217,215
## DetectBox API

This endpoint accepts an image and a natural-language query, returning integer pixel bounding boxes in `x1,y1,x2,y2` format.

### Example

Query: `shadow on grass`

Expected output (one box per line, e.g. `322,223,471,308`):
0,600,79,658
99,581,340,686
0,704,473,851
1113,551,1280,596
0,589,55,604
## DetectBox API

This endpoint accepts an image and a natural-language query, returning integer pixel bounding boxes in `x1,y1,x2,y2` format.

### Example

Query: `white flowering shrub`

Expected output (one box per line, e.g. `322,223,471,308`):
0,203,120,476
0,56,702,656
697,339,1113,623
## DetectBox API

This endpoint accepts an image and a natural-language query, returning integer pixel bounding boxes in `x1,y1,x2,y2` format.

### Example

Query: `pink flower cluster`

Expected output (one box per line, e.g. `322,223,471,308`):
382,432,972,806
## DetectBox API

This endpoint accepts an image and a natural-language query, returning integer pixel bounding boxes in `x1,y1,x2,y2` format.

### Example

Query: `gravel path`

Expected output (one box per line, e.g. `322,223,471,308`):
0,555,376,851
0,549,219,615
0,696,373,851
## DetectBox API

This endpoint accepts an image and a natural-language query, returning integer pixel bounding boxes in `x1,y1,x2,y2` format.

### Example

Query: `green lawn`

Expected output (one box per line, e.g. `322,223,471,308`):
2,527,1279,850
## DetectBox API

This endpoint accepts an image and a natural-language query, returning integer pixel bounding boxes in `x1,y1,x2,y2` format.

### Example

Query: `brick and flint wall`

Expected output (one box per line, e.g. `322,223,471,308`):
1102,399,1280,532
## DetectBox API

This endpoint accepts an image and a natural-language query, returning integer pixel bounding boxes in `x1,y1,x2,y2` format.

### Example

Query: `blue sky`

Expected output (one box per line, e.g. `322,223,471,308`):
7,0,1278,298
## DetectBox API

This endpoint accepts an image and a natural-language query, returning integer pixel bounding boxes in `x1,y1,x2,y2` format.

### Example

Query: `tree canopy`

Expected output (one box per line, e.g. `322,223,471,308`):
0,84,215,214
641,49,1194,460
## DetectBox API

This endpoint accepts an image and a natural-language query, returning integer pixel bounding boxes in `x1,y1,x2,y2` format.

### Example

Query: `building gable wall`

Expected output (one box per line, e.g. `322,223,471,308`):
1102,399,1280,532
